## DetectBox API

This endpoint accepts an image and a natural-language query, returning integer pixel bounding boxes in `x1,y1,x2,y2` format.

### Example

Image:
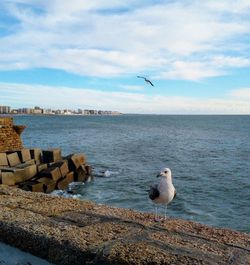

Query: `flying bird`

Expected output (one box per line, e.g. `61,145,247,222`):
137,76,154,86
149,168,176,221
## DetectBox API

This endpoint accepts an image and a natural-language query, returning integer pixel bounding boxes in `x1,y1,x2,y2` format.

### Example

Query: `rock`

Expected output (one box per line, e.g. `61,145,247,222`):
50,160,69,177
0,185,249,265
17,149,31,163
1,165,37,185
30,148,42,163
7,152,21,167
65,153,86,171
0,153,8,166
42,149,62,163
38,167,61,182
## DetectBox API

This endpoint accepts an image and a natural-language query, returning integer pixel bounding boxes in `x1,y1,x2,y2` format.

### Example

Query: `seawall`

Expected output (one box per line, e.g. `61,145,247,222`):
0,185,249,265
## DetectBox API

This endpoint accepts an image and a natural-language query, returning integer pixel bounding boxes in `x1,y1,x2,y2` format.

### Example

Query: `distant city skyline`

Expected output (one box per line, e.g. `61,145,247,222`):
1,1,250,114
0,105,121,115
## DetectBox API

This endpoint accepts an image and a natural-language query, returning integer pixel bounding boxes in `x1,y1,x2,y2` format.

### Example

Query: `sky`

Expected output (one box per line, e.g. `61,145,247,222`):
0,0,250,114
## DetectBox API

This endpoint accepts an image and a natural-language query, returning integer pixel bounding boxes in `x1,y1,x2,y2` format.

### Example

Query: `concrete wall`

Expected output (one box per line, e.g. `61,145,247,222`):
0,116,26,152
0,185,249,265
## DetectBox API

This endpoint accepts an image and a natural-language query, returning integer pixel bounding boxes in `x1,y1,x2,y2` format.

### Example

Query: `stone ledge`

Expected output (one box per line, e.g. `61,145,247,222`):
0,185,249,265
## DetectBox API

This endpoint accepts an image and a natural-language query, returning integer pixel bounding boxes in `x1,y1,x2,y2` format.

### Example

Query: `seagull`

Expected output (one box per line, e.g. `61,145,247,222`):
149,168,176,221
137,76,154,86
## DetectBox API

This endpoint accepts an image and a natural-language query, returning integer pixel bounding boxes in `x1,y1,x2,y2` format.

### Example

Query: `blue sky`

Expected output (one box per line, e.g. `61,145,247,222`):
1,0,250,114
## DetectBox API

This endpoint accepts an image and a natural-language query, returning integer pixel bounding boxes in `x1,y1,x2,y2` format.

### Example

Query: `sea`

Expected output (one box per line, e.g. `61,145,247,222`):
14,115,250,233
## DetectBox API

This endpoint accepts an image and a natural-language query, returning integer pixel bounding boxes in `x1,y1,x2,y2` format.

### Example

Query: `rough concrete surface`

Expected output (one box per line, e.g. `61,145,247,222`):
0,185,249,265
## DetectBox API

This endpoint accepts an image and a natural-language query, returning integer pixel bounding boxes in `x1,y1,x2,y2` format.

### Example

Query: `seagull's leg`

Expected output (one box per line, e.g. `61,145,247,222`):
154,205,163,222
154,205,159,222
164,206,167,220
155,206,158,219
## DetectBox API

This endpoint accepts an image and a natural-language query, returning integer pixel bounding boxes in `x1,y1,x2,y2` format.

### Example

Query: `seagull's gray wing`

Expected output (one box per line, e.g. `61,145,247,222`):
146,79,154,86
174,189,177,198
149,184,160,200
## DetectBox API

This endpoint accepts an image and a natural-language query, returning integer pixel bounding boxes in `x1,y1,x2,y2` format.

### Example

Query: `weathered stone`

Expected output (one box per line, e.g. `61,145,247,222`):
66,153,86,171
30,148,42,162
51,160,69,177
1,172,16,185
66,171,74,183
45,181,56,193
20,181,45,192
0,185,249,265
36,177,56,193
42,149,62,163
85,164,92,175
37,163,48,173
39,167,61,182
15,164,37,179
57,177,70,190
7,152,21,167
74,165,87,182
0,153,8,166
0,117,25,152
17,149,31,163
1,165,37,185
25,159,36,165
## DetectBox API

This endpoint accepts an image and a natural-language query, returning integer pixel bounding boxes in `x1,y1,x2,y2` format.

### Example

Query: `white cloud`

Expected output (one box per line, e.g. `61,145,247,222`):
229,88,250,100
1,1,250,80
119,85,144,91
159,61,222,81
1,82,250,114
158,55,250,81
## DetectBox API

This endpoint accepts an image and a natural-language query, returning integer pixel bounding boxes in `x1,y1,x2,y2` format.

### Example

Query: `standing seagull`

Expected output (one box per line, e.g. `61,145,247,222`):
137,76,154,86
149,168,176,221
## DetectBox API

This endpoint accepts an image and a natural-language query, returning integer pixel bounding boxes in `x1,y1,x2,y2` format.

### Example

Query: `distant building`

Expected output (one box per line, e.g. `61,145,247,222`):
63,109,72,115
11,109,18,114
83,110,90,115
33,106,43,114
55,109,63,115
43,109,53,115
20,108,33,114
0,106,11,114
0,105,122,116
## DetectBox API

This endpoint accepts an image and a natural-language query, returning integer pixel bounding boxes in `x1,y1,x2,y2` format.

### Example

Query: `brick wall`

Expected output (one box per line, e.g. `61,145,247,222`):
0,116,26,152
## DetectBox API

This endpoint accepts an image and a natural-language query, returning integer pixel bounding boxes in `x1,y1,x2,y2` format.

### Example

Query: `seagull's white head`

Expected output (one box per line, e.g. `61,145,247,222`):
157,168,172,179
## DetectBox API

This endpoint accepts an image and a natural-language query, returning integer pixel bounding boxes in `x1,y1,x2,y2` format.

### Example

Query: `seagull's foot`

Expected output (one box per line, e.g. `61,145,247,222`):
154,217,163,222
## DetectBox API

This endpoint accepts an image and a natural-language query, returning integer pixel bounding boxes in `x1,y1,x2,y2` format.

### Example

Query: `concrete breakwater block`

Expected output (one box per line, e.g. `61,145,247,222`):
42,149,62,163
20,181,46,192
65,153,86,171
0,153,8,166
74,165,88,182
37,177,56,193
66,171,74,183
0,148,92,193
51,160,69,177
57,177,71,190
30,148,42,162
38,167,62,182
1,165,37,185
7,152,21,167
17,149,31,163
37,163,48,172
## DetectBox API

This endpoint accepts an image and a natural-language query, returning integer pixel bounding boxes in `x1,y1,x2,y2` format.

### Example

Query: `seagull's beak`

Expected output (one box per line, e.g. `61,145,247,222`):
156,173,161,178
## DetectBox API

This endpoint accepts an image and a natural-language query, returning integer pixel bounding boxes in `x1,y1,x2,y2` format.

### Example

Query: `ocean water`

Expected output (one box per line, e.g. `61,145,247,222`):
14,115,250,233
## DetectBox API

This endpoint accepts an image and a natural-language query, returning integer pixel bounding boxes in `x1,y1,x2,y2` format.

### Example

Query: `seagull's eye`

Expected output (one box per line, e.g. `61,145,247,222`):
164,171,168,173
